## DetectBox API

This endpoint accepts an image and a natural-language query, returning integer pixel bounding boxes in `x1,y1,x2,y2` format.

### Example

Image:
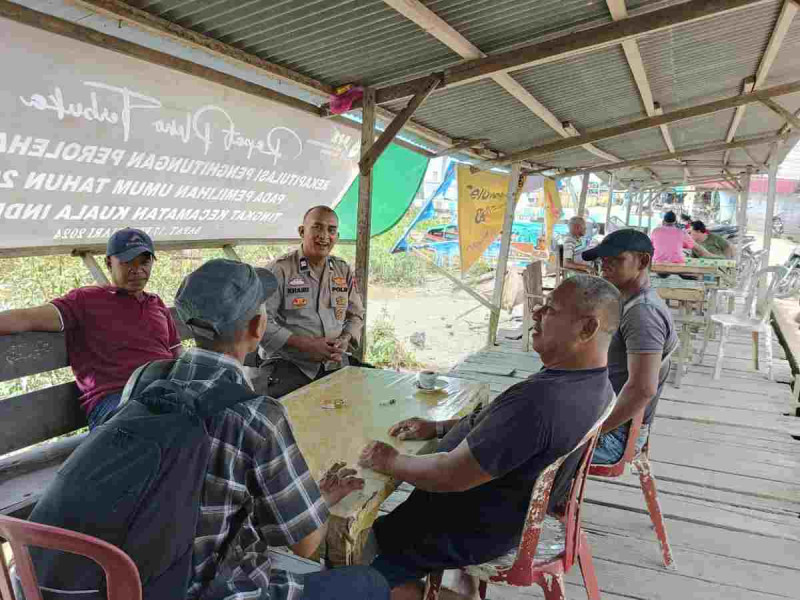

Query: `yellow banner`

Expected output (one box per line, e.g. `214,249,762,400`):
540,177,562,259
457,166,522,273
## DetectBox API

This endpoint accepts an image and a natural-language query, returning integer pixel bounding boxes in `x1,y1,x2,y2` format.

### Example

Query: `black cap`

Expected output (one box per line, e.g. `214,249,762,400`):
106,228,155,262
582,229,654,261
663,211,677,223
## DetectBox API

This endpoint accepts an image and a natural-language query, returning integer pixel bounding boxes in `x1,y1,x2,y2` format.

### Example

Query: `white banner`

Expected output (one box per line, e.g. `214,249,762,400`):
0,17,359,249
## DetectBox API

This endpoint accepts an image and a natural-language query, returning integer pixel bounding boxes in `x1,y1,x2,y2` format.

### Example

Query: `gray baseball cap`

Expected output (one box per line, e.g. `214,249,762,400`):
175,259,277,340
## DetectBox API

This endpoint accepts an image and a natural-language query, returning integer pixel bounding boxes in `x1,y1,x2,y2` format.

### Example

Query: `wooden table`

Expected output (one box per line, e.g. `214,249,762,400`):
280,366,490,566
651,275,707,389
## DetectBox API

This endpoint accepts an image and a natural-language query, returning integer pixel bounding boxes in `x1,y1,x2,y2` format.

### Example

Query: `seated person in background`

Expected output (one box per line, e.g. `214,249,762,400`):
651,211,694,264
681,213,693,230
358,275,619,600
581,230,678,465
562,216,594,273
690,220,734,259
258,205,366,398
0,228,181,428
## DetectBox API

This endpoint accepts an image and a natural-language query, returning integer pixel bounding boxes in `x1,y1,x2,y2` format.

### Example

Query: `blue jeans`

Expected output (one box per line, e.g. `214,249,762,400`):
299,566,389,600
593,424,650,465
86,391,123,430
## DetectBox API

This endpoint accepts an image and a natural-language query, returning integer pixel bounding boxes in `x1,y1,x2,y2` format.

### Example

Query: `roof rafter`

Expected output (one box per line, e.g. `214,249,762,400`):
723,0,798,163
379,0,623,164
606,0,676,162
481,79,800,167
69,0,499,163
560,132,790,177
348,0,772,108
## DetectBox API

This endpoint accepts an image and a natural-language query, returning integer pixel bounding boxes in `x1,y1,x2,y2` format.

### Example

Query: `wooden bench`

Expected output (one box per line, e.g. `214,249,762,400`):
0,308,192,518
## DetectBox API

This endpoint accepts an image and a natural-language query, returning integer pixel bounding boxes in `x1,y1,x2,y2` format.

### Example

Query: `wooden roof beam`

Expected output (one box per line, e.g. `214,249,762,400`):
723,0,798,163
350,0,771,108
559,132,790,178
481,79,800,167
761,98,800,130
380,0,623,165
359,75,441,174
606,1,677,158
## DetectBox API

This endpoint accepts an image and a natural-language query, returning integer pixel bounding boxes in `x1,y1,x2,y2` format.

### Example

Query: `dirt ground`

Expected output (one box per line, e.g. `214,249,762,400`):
367,230,800,373
367,279,518,372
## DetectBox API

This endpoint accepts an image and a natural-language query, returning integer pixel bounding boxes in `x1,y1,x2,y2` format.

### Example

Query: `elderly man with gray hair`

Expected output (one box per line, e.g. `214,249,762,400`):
357,275,620,600
562,216,594,274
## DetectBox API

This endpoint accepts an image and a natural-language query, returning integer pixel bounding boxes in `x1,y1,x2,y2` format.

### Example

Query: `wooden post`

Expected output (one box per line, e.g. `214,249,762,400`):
77,252,110,285
762,149,780,270
625,186,635,225
737,168,752,264
605,172,615,233
354,88,376,360
637,191,647,227
222,245,241,261
487,162,521,347
578,172,590,217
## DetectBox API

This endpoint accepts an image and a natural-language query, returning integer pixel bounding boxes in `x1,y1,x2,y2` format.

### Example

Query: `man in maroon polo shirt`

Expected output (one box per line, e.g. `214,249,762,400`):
0,228,182,428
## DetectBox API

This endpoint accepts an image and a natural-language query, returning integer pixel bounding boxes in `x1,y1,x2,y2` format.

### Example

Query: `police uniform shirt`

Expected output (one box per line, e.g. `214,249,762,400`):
262,247,365,379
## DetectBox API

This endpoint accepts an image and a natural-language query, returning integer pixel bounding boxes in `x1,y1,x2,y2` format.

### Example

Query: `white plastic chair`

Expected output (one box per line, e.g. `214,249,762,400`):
699,266,787,380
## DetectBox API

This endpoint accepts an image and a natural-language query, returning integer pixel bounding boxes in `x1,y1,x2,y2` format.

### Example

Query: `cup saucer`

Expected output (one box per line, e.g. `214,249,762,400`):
415,378,446,393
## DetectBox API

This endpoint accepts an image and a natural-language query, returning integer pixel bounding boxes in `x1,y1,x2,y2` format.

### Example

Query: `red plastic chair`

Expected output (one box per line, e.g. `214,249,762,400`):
588,410,675,568
0,515,141,600
423,398,616,600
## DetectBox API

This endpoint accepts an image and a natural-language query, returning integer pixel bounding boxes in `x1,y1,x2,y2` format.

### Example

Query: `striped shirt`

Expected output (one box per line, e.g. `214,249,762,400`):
562,234,590,265
132,348,328,600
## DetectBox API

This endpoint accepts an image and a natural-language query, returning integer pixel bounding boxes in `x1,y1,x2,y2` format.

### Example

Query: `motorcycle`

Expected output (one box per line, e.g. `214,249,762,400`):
775,246,800,298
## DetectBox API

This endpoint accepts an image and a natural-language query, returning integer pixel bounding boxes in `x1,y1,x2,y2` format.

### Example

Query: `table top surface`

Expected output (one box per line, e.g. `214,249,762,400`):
280,367,489,517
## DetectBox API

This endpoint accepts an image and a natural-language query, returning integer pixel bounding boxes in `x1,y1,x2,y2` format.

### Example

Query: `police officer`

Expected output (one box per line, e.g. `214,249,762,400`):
257,205,367,397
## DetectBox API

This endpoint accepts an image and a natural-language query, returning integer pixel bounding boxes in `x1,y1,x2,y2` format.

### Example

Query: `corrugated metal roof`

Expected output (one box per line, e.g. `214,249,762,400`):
511,46,644,131
764,12,800,84
123,0,796,174
595,129,674,162
132,0,463,86
636,1,782,108
734,99,795,139
384,79,560,156
422,0,612,54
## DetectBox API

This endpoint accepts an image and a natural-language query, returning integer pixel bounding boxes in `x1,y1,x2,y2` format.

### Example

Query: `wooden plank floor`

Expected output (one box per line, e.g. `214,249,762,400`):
378,311,800,599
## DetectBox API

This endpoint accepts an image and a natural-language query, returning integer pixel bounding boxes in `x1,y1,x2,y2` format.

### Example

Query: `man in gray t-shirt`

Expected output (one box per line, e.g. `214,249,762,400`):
583,229,678,464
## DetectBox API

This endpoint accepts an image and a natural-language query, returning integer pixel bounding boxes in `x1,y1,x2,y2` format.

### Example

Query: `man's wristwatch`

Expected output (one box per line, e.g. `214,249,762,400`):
435,421,445,439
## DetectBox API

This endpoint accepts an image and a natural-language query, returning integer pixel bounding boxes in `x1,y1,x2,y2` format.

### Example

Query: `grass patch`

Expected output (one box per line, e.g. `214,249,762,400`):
365,307,423,370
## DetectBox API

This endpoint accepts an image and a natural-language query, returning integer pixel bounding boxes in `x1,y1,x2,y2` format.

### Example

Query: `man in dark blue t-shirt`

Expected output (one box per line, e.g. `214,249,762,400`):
358,275,620,599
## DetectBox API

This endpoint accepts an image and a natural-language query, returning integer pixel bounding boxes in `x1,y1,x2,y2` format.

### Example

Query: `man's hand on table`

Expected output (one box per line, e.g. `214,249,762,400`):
288,335,343,363
388,417,437,441
358,441,399,475
318,461,364,507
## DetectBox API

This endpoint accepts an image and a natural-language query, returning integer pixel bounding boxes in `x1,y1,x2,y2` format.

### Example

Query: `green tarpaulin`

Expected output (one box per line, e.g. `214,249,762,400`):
335,143,429,240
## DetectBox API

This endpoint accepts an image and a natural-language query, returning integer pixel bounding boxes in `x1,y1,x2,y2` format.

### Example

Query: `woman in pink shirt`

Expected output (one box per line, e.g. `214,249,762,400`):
651,211,694,264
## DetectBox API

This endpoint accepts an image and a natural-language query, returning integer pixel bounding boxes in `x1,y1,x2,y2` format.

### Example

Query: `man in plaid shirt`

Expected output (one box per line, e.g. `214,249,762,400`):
154,258,389,599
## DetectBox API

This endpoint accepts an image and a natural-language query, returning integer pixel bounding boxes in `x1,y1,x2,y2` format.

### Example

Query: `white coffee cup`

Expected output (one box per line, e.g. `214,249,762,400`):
418,370,438,389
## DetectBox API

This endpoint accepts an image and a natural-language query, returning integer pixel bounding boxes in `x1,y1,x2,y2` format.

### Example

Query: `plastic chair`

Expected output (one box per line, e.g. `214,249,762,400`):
0,515,141,600
423,395,617,600
588,410,674,569
699,266,787,380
